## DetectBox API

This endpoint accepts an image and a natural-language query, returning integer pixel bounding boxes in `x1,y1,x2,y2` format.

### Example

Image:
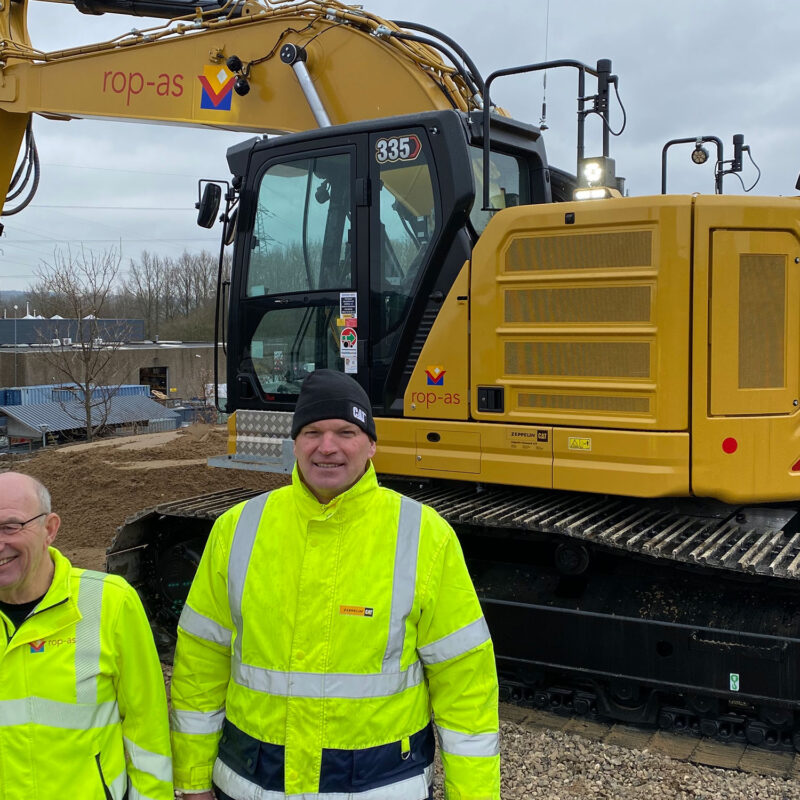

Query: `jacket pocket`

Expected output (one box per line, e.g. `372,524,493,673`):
95,753,114,800
351,723,435,788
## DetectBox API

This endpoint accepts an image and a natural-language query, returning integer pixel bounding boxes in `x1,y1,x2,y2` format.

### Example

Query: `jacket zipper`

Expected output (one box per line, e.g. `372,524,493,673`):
95,753,114,800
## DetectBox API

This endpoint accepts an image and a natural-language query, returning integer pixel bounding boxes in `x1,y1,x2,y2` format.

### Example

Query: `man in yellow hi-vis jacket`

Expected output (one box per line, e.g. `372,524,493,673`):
0,471,173,800
171,369,500,800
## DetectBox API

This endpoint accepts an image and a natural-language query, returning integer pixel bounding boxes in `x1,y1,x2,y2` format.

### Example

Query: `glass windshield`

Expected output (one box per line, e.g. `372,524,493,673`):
246,153,352,297
468,146,526,235
249,304,341,396
373,136,438,366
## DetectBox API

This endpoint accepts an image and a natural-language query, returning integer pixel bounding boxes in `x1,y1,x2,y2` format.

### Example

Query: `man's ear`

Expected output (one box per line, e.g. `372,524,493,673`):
368,438,377,459
44,513,61,546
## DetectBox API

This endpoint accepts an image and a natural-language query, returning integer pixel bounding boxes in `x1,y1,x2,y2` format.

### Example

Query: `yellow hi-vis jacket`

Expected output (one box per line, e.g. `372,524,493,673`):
171,463,500,799
0,548,173,800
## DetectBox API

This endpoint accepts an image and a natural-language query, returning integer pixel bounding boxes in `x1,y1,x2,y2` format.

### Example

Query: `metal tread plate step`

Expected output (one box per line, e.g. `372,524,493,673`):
394,482,800,582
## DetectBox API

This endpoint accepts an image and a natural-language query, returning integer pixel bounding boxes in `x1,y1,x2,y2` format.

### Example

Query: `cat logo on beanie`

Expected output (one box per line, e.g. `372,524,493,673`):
291,369,377,441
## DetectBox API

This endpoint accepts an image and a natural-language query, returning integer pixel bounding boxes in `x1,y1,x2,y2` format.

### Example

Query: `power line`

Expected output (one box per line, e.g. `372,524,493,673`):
3,237,218,244
43,162,202,178
25,205,193,211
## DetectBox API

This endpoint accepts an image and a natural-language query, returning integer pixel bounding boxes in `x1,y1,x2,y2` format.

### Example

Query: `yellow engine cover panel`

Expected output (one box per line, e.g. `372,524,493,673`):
375,417,687,496
470,196,692,431
414,429,481,474
691,196,800,502
374,418,552,489
553,427,689,497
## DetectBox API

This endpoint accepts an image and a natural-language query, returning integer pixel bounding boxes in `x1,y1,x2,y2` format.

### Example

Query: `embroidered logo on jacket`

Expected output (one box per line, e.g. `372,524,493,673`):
340,605,374,617
27,637,75,653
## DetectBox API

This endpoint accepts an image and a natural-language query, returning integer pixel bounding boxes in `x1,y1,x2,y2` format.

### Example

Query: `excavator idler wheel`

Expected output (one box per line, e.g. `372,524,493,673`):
687,694,720,717
554,542,590,576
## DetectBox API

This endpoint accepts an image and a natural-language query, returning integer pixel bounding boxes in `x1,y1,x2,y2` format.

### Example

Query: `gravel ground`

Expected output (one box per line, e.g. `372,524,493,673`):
431,720,800,799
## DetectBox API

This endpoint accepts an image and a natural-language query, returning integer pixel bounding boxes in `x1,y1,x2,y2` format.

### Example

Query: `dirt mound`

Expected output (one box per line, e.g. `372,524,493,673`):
2,427,289,570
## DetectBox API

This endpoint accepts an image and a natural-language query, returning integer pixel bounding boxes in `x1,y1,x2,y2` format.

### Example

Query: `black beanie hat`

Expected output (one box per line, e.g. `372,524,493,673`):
291,369,377,440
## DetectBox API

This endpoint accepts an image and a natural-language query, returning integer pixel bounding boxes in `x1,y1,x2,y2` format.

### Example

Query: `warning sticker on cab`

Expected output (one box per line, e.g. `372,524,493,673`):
568,437,592,452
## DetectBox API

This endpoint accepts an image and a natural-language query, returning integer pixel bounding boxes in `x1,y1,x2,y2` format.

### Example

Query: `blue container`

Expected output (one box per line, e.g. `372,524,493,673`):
117,385,150,397
0,389,6,405
53,388,82,403
19,387,54,405
4,389,21,405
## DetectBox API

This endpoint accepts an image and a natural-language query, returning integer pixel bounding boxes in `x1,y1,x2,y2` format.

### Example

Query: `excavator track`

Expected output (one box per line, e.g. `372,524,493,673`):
390,480,800,582
108,482,800,758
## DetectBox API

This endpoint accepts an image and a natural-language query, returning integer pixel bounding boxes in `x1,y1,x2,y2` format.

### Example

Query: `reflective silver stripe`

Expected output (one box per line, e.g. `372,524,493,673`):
382,497,422,673
123,736,173,783
108,769,127,800
213,757,433,800
234,660,424,699
0,697,120,729
75,572,106,704
170,707,226,735
418,616,491,666
229,492,270,667
179,603,232,647
436,725,500,757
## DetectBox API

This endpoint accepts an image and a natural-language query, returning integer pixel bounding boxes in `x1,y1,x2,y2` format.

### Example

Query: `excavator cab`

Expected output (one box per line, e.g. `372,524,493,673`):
222,109,551,421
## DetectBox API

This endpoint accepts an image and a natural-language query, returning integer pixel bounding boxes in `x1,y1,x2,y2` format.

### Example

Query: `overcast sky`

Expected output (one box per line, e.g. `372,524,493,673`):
1,0,798,293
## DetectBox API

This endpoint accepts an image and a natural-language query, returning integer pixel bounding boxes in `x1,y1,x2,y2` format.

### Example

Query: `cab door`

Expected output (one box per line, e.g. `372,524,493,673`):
227,134,370,412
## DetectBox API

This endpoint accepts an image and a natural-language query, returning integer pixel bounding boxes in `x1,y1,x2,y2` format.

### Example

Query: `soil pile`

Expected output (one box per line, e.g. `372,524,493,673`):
2,427,288,570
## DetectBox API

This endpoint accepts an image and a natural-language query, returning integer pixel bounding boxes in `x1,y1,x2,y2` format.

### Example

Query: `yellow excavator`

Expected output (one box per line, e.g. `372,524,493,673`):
5,0,800,751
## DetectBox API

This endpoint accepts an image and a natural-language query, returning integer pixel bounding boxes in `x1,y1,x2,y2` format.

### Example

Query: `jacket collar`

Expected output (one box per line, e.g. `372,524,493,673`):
37,548,73,611
292,461,379,519
0,548,76,646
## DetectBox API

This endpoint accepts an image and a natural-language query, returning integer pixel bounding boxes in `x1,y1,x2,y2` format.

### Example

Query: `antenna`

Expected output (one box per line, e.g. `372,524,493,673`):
539,0,551,130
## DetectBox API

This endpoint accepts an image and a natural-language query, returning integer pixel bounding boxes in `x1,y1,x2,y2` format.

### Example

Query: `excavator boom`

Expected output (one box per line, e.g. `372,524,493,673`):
0,0,478,214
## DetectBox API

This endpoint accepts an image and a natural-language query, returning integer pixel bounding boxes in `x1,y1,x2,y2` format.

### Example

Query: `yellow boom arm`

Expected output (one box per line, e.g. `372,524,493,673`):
0,0,476,214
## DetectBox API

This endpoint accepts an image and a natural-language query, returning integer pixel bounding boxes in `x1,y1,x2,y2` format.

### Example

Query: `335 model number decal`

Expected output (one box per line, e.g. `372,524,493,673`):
375,135,422,163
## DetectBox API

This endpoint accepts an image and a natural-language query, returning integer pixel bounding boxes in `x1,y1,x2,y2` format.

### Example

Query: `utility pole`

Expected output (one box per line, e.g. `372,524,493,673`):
13,304,18,386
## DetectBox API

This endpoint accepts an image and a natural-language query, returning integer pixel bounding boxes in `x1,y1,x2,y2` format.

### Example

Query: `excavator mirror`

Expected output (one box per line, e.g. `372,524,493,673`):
196,182,222,229
223,208,238,246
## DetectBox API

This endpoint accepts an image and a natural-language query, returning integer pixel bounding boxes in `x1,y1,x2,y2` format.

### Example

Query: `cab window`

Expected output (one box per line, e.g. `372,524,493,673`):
373,134,438,366
246,153,352,296
468,146,527,235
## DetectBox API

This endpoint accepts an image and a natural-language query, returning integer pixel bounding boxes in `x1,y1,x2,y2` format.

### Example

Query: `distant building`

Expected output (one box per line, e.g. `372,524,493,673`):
0,342,226,405
0,317,145,345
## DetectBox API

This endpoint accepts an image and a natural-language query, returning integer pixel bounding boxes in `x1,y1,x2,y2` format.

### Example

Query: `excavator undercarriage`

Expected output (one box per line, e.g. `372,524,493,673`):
107,482,800,752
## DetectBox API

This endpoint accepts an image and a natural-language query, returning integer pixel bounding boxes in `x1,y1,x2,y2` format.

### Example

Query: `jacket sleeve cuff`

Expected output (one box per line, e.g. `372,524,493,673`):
173,763,214,792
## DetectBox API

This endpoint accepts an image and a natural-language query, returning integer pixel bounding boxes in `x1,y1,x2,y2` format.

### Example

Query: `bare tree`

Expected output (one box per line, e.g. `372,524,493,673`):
124,250,167,338
30,246,129,442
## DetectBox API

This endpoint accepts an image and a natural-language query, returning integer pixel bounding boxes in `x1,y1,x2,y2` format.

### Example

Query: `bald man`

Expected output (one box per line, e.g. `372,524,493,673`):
0,471,173,799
